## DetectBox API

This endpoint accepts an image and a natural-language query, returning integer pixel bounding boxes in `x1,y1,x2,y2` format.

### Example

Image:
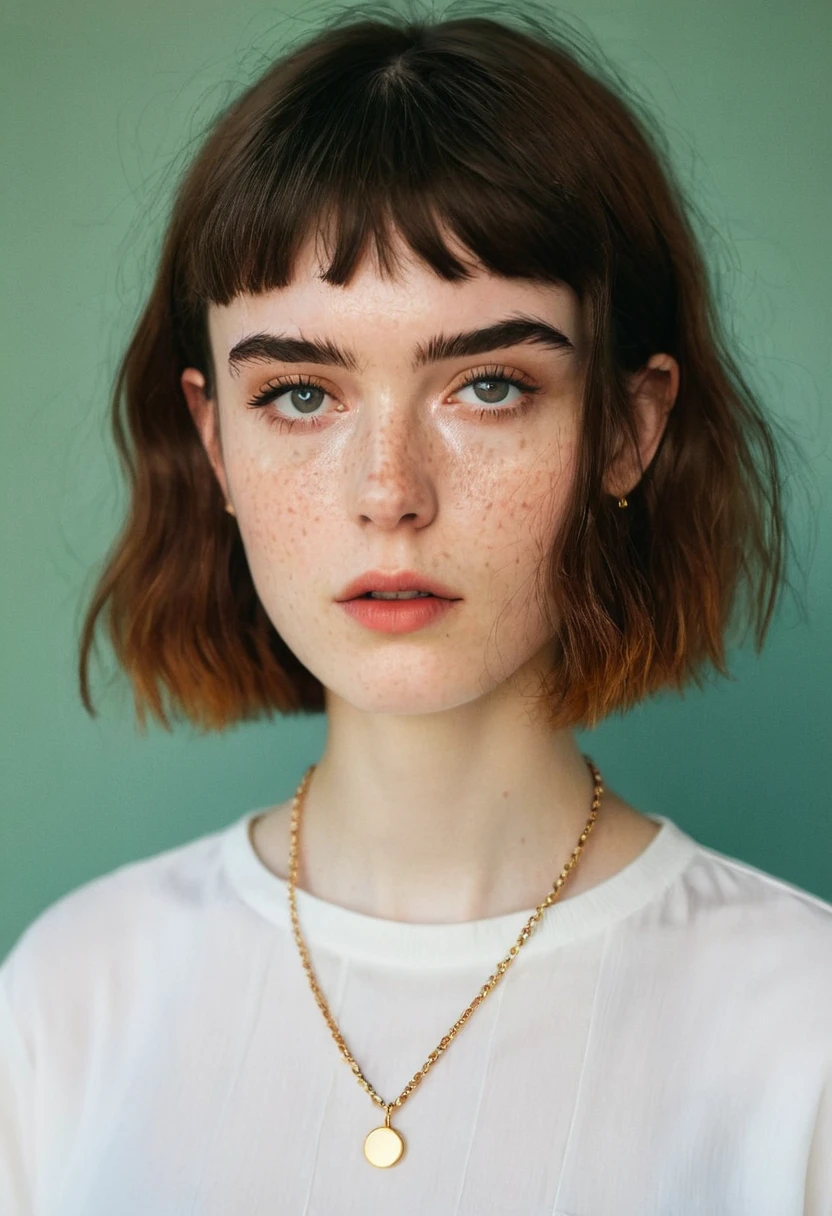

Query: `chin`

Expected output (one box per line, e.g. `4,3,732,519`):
322,665,499,717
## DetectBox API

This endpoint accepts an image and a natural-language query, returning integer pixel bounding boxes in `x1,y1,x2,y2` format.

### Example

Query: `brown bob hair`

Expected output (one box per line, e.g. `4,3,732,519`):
78,1,795,733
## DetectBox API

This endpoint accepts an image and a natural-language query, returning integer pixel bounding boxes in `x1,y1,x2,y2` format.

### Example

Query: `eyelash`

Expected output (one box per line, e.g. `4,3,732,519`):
244,364,542,433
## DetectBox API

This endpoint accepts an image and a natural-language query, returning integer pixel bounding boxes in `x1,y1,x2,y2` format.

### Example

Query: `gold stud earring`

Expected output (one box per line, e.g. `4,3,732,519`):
617,496,628,509
224,502,236,517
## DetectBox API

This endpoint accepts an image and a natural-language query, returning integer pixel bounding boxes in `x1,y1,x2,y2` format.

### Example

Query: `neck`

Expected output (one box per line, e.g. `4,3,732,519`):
293,690,605,924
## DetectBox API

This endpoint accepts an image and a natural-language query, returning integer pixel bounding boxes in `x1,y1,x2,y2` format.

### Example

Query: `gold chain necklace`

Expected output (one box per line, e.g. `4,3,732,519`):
287,754,604,1169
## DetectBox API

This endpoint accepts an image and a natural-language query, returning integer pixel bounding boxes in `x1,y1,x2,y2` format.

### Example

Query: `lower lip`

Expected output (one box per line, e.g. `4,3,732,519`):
338,595,458,633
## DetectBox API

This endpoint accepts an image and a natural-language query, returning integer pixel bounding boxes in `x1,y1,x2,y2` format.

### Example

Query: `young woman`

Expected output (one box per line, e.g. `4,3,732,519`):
2,6,829,1213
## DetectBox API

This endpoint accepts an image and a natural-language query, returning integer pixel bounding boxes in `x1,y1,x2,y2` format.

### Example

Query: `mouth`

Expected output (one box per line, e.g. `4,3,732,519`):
336,570,461,602
354,591,440,600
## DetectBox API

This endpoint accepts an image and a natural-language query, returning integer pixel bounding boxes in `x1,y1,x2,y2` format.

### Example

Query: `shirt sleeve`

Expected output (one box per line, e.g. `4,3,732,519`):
0,961,36,1216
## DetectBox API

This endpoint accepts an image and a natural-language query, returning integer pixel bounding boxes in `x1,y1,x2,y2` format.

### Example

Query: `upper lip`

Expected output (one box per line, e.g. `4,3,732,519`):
336,570,462,602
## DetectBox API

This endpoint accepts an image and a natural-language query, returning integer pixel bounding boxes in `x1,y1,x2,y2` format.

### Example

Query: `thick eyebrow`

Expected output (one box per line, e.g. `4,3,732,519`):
226,316,575,377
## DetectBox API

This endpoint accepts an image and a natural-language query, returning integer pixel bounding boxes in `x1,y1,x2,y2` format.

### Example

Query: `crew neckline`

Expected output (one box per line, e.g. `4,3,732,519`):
221,807,700,969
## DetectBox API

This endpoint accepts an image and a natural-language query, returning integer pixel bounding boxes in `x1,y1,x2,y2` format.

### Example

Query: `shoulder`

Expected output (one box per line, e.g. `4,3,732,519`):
679,832,832,941
0,818,239,1046
653,829,832,1037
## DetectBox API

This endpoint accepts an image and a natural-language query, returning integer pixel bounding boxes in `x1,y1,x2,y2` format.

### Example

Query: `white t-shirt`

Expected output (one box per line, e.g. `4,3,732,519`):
1,807,830,1215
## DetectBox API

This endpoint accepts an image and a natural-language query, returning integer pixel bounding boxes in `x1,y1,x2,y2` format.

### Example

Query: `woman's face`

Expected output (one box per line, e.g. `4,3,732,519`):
184,233,590,716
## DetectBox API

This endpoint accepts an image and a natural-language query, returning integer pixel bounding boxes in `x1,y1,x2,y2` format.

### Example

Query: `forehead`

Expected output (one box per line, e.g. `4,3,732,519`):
207,231,584,359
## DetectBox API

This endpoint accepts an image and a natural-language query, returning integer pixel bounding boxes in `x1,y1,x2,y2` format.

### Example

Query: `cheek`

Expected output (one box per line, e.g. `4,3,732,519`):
461,433,576,571
230,455,337,605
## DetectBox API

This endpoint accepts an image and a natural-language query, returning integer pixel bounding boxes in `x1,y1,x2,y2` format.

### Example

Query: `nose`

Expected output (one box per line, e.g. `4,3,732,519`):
349,404,439,531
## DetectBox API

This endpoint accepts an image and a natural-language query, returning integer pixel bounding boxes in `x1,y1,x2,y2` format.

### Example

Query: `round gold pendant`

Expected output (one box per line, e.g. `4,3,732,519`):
364,1124,405,1168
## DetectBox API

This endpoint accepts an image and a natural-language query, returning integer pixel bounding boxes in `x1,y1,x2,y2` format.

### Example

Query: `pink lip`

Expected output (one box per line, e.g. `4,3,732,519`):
336,569,461,602
339,595,458,634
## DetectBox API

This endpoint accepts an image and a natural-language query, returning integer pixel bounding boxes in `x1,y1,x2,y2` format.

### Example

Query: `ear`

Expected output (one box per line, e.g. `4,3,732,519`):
603,353,679,500
181,368,231,507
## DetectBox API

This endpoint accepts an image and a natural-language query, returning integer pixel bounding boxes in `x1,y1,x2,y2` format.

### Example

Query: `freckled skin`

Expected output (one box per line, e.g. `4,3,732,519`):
183,232,594,719
184,230,678,728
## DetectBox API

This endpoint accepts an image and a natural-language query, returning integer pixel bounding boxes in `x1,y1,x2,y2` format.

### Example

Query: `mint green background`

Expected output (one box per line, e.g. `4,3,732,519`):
2,0,830,960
